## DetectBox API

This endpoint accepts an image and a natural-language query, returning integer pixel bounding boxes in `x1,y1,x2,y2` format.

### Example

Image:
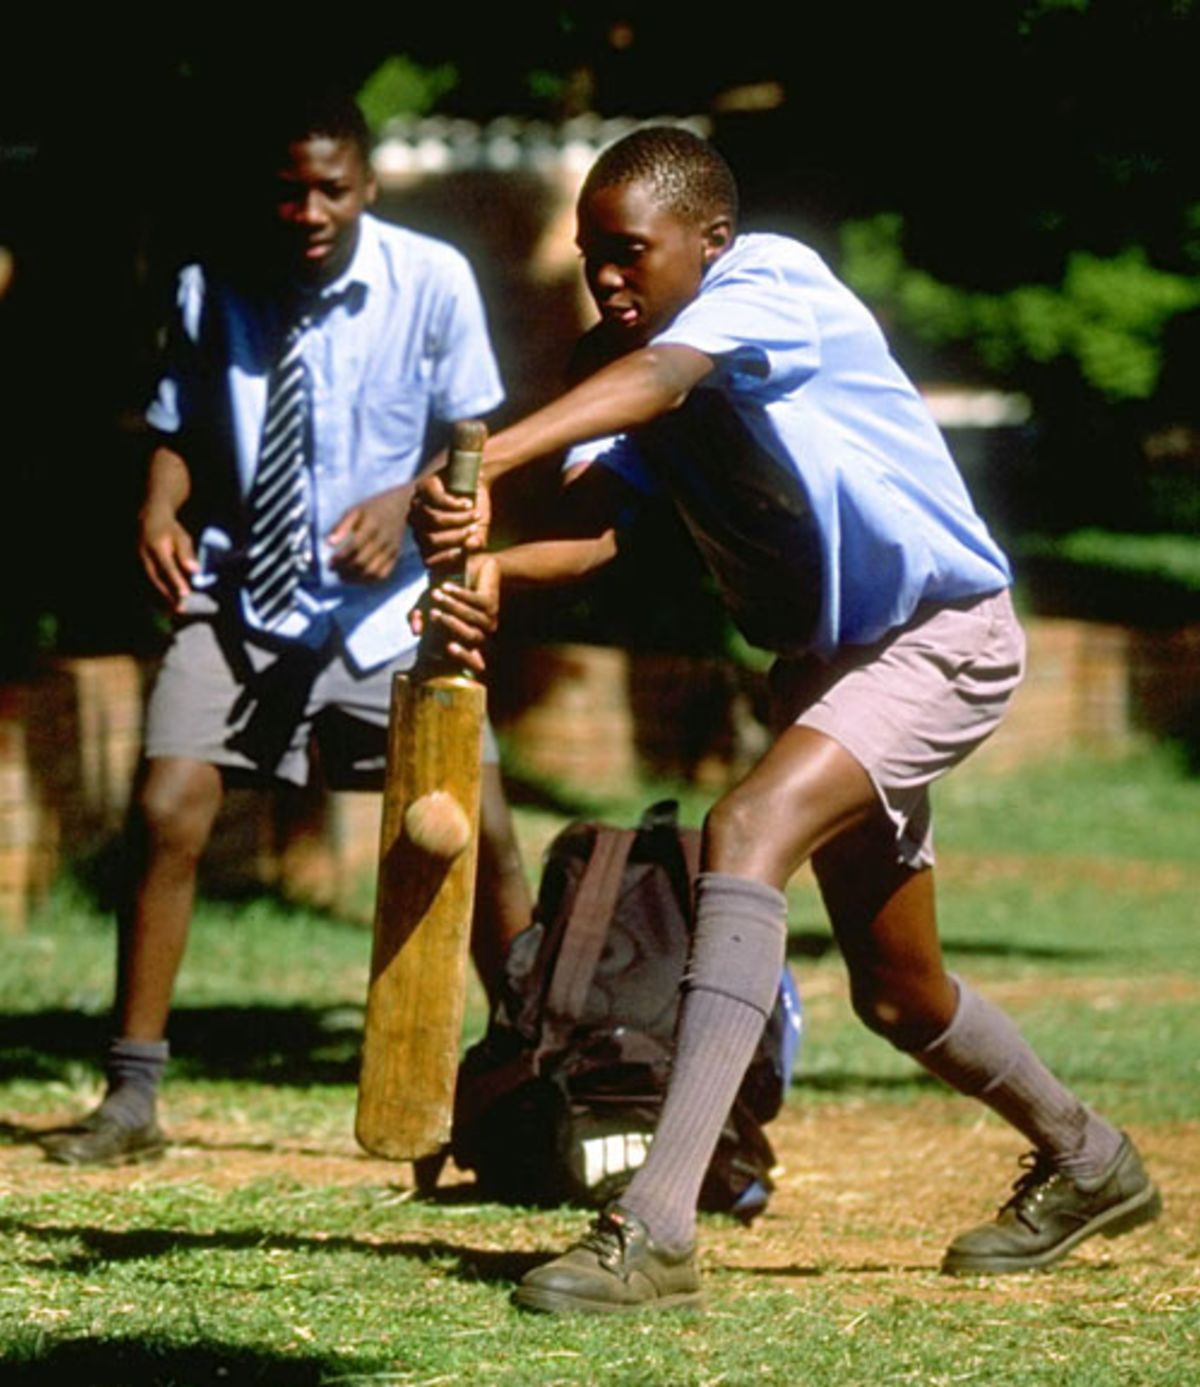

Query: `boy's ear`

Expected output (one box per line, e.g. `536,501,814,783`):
701,216,733,267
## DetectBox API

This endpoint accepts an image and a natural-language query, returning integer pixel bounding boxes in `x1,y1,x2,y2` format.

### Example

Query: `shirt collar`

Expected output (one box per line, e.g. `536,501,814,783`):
314,212,384,312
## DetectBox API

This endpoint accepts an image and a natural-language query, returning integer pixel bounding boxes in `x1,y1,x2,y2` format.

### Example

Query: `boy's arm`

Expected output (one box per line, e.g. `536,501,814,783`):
414,554,501,676
485,343,714,482
137,442,197,611
494,532,620,588
475,461,631,590
413,523,619,674
418,529,620,663
411,463,633,665
413,344,712,565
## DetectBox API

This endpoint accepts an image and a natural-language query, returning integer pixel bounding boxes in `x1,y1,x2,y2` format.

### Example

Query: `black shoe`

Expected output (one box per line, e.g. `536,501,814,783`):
942,1134,1162,1275
39,1112,167,1168
513,1206,703,1314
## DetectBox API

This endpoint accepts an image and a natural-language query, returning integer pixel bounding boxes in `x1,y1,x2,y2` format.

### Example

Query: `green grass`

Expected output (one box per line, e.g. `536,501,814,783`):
2,744,1198,1385
0,1178,1194,1385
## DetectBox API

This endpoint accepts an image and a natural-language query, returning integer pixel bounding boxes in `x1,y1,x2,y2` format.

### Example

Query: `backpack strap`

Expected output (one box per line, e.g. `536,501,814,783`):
640,799,701,917
536,826,637,1064
678,825,702,890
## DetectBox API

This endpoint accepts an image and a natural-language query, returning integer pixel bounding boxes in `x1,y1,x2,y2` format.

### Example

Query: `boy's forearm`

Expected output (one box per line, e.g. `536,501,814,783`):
483,344,714,483
142,442,192,518
495,533,620,588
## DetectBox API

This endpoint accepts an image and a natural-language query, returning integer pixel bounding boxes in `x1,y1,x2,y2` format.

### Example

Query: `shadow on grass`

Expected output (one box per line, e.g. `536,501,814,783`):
941,936,1099,963
0,1003,364,1089
786,929,1098,965
788,931,838,960
0,907,1098,1099
0,1336,337,1385
796,1070,944,1098
0,1215,543,1284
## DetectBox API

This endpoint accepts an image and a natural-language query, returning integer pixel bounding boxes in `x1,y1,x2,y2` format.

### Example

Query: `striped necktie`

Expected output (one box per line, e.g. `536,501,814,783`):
245,313,313,628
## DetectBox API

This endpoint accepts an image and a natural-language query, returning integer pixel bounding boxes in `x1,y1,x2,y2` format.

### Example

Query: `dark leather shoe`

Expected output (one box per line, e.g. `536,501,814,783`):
513,1206,703,1314
942,1134,1162,1274
39,1112,167,1168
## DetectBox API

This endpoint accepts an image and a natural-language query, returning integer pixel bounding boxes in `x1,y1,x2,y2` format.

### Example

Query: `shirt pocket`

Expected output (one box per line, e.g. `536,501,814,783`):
353,375,433,485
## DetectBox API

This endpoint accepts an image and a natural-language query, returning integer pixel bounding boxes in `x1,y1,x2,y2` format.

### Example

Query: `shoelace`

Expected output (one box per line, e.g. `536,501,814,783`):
1004,1151,1064,1228
579,1211,633,1268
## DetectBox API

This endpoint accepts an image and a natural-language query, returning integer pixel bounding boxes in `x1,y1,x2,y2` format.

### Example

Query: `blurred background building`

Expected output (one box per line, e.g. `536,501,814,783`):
2,5,1196,923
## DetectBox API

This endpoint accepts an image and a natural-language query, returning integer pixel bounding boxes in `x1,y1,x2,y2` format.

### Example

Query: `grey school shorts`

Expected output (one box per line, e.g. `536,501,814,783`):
144,617,498,789
768,588,1025,869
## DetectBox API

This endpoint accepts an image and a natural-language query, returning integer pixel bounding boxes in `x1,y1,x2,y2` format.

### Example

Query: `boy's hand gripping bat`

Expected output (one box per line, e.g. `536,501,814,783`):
355,421,487,1160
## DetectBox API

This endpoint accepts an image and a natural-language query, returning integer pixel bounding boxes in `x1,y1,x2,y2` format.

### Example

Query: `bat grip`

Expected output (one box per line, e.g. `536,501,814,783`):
443,419,486,500
420,421,486,678
442,420,485,589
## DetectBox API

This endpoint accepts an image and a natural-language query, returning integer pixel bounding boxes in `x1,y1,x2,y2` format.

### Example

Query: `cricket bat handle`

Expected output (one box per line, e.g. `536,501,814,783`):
440,419,485,588
443,418,486,500
420,419,487,674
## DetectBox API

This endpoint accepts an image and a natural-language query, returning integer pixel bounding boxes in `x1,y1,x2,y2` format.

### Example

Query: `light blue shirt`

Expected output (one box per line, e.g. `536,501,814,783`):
146,213,503,671
570,233,1011,660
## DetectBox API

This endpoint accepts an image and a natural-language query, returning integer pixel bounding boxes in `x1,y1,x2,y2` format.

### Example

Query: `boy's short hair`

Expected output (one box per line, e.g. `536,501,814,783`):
245,85,372,167
582,126,738,228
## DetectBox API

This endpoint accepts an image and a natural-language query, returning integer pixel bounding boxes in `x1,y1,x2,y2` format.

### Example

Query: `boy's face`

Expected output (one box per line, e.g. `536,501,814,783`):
270,134,377,285
576,179,730,344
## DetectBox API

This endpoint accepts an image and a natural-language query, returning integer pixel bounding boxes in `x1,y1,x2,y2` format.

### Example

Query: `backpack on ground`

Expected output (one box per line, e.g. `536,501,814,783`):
451,800,802,1220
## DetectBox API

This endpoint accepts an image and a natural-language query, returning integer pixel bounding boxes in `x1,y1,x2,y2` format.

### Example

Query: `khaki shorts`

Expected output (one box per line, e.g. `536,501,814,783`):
144,617,498,789
769,589,1025,868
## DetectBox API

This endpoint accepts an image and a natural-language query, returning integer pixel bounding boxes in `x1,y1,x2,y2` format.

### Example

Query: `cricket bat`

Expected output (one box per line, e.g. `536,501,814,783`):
355,420,488,1160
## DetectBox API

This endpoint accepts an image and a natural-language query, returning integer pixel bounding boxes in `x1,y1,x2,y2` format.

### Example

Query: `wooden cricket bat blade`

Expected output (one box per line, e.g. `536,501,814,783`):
355,670,486,1160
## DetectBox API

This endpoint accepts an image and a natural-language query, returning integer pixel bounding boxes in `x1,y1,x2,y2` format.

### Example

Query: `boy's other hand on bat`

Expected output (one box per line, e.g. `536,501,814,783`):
411,555,499,675
411,470,491,569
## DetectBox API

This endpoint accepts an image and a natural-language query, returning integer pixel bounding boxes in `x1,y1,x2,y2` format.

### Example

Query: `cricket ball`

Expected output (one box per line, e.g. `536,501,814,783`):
404,790,471,860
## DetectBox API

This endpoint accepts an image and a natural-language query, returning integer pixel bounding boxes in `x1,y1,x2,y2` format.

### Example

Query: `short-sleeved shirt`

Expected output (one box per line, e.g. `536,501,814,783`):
145,212,503,672
570,233,1011,660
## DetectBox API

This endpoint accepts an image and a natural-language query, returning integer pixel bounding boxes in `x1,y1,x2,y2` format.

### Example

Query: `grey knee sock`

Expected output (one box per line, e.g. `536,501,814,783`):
619,872,788,1252
98,1037,169,1130
915,977,1121,1182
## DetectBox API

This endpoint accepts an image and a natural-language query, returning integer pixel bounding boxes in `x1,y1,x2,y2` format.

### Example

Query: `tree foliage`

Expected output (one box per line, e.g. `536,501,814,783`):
841,215,1200,403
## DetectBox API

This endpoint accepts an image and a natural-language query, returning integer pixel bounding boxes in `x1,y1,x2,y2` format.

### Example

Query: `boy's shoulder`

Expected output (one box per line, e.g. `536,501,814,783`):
366,213,461,262
688,230,876,343
703,232,837,295
357,214,471,291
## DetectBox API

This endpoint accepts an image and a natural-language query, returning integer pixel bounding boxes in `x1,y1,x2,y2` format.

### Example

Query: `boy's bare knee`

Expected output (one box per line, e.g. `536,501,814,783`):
703,791,769,874
703,792,748,857
850,975,950,1052
138,760,222,860
704,727,878,885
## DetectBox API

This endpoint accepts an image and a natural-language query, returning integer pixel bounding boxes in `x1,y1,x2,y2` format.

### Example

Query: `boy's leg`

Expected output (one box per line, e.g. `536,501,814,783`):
612,872,787,1243
40,755,224,1166
117,759,225,1043
813,817,1160,1274
515,726,879,1314
472,761,533,1004
40,618,305,1167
